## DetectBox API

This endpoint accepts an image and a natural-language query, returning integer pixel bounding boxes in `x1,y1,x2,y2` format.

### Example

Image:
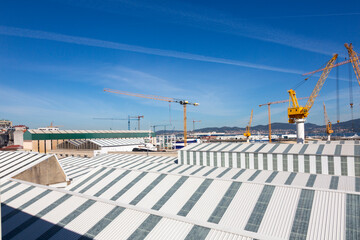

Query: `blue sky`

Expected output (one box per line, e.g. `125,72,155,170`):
1,0,360,130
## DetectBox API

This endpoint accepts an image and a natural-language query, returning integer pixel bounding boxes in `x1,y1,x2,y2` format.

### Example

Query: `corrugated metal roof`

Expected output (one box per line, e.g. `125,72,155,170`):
3,151,360,239
181,142,360,157
88,138,145,147
58,139,87,147
308,140,360,144
59,153,360,193
3,163,357,239
0,151,55,180
1,179,257,240
59,154,177,169
59,157,92,180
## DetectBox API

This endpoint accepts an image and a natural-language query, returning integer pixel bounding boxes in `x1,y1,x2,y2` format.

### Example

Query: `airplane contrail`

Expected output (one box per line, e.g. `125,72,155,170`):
0,25,304,75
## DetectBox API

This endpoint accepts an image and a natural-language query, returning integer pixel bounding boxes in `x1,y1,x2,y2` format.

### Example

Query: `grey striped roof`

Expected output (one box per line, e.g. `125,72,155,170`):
60,157,92,180
181,142,360,156
0,151,55,180
4,153,360,239
62,154,360,194
308,140,360,144
88,138,145,147
59,154,177,182
1,179,254,240
3,162,359,239
60,139,86,147
59,154,177,169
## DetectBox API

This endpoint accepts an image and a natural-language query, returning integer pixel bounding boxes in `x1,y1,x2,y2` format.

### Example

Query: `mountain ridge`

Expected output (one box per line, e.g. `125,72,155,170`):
155,118,360,134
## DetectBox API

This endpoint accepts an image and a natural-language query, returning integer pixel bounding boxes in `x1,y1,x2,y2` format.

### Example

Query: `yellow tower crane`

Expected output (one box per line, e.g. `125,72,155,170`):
104,88,199,146
288,54,338,143
243,109,253,143
259,97,308,143
303,43,359,87
323,102,333,141
344,43,360,87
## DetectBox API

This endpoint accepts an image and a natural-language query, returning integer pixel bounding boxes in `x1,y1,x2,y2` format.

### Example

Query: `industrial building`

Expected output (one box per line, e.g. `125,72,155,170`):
52,138,147,158
179,142,360,177
23,129,154,153
0,119,12,129
59,153,360,193
2,151,360,239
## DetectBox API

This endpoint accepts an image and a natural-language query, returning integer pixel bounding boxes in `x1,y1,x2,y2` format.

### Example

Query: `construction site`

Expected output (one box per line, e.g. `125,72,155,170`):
0,42,360,240
2,0,360,238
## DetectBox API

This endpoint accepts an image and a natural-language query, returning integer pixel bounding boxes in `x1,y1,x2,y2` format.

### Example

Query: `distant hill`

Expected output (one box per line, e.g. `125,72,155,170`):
155,118,360,135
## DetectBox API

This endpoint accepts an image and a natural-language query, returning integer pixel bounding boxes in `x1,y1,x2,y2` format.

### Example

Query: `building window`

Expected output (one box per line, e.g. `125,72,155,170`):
293,155,299,172
200,152,203,165
304,155,310,173
272,154,278,171
207,152,211,166
193,152,196,164
187,151,191,164
245,153,250,168
213,152,218,167
283,154,288,171
328,156,335,175
221,152,225,167
263,154,268,170
254,153,259,169
229,153,233,168
237,153,241,168
341,157,348,176
316,156,322,174
355,157,360,177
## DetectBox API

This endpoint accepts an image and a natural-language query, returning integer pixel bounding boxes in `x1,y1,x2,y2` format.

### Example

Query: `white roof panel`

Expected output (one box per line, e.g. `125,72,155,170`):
258,143,277,153
287,144,305,154
159,177,204,214
341,145,354,156
222,143,242,152
186,180,232,222
304,144,320,155
307,191,346,240
272,143,290,154
232,144,251,152
322,144,336,155
258,187,301,239
218,183,263,229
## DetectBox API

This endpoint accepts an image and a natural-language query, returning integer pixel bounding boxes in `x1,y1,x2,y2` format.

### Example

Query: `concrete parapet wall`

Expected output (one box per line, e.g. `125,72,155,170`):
12,155,68,185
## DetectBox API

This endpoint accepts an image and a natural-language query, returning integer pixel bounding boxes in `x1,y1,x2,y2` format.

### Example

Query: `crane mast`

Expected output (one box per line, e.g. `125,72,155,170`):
243,109,253,142
303,43,359,88
323,102,333,141
344,43,360,87
288,54,338,143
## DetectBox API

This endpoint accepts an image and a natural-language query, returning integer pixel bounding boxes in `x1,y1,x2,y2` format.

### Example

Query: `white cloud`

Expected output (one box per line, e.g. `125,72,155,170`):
0,26,304,75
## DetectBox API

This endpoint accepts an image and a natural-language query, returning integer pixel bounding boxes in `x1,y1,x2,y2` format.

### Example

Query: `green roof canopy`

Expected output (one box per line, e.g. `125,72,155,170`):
24,130,155,140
